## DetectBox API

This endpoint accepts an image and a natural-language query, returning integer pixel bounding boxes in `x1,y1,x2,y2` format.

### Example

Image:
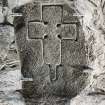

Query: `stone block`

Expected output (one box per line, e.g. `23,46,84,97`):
14,1,88,99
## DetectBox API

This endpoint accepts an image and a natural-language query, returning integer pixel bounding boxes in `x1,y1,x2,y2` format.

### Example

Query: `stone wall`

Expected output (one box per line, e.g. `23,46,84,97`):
0,0,105,105
74,0,105,91
0,1,24,105
13,0,92,101
71,0,105,104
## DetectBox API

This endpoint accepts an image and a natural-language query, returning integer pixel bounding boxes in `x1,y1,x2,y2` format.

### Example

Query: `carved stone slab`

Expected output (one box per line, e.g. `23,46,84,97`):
14,1,88,99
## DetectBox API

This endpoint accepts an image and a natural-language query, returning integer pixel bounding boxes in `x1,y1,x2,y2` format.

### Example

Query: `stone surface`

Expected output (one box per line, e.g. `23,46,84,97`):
60,24,77,40
28,22,45,39
14,1,89,103
0,1,23,105
0,21,23,105
42,5,62,24
1,0,105,105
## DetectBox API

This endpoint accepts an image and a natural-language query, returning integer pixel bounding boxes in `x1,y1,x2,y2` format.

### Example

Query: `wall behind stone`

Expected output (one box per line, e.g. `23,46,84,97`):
75,0,105,92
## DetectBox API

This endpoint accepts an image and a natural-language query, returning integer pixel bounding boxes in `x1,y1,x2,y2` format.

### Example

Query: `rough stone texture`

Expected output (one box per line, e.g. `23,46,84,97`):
28,22,45,39
70,0,105,105
0,1,23,105
1,0,105,105
0,25,20,72
14,0,89,104
60,24,77,40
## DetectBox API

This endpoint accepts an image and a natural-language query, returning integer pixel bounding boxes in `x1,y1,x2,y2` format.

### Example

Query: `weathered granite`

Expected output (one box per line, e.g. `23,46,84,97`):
0,1,23,105
1,0,105,105
14,1,90,104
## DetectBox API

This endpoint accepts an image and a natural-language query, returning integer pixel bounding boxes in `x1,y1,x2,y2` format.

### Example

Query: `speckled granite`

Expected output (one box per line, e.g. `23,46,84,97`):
0,0,105,105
